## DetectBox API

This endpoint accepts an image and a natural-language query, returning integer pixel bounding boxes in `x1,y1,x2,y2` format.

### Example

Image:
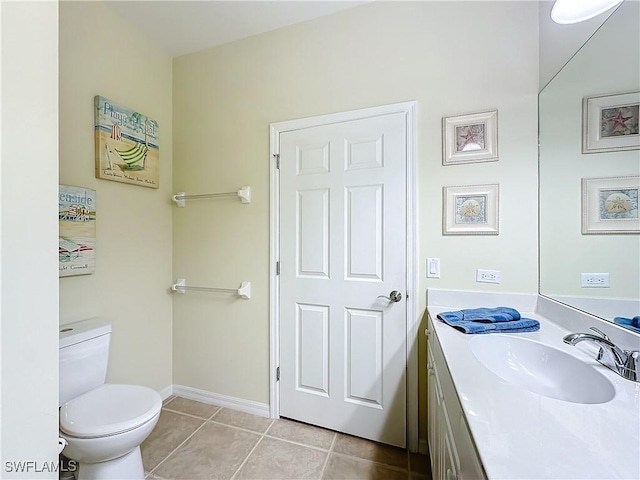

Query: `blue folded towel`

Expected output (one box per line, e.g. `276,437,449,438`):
442,307,522,323
437,307,540,334
613,316,640,334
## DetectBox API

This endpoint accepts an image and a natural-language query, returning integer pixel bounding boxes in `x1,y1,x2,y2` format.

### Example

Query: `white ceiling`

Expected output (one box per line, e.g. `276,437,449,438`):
106,1,368,58
106,0,617,88
538,0,617,89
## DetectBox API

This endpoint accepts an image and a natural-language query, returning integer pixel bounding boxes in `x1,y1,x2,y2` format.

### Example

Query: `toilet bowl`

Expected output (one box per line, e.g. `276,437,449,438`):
59,320,162,479
60,384,161,465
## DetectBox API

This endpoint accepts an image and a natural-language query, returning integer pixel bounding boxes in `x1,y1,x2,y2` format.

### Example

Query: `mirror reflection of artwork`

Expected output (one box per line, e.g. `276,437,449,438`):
59,185,96,277
94,95,160,188
582,176,639,234
600,104,639,138
583,91,640,153
455,124,486,152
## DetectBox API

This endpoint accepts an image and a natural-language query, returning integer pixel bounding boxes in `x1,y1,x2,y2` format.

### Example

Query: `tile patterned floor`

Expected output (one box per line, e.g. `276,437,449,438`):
142,396,432,480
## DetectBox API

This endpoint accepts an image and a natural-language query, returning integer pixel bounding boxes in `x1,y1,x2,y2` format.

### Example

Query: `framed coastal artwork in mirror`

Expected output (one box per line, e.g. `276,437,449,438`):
583,91,640,154
582,175,640,234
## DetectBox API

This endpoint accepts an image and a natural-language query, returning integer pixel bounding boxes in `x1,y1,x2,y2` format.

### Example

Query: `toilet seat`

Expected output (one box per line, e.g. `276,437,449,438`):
60,384,161,438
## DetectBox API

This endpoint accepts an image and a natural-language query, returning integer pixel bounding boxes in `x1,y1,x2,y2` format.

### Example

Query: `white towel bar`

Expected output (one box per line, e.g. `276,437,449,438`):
171,278,251,300
172,186,251,207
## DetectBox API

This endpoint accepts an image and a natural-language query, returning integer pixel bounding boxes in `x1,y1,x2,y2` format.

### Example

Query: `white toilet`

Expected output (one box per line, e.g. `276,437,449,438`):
59,318,162,480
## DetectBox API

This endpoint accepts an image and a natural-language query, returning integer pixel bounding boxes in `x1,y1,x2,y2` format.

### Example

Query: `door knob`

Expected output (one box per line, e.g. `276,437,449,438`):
378,290,402,303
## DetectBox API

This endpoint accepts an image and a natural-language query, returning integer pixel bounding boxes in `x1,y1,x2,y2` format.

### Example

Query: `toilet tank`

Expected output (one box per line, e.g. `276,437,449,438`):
59,318,112,405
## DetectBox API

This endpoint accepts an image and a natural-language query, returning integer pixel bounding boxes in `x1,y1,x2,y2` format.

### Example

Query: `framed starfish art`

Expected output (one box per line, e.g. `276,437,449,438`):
442,110,498,165
583,91,640,154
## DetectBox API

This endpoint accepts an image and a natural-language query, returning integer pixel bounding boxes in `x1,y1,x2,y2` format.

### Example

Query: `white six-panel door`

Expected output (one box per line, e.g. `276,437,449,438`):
278,112,408,447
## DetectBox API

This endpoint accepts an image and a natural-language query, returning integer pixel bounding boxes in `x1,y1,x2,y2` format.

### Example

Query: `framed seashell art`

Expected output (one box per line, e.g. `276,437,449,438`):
443,184,499,235
582,175,639,234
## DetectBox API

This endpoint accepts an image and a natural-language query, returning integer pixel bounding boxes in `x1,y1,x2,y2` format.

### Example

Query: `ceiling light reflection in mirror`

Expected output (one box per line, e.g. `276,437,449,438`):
551,0,624,24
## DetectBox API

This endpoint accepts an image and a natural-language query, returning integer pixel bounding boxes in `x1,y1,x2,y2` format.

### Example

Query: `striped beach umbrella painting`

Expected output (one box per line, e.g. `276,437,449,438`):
94,95,159,188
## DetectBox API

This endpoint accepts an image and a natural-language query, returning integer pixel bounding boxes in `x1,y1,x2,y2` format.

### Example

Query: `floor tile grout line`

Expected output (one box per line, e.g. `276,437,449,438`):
318,432,338,479
152,398,426,478
161,406,220,421
229,419,274,480
202,416,336,453
209,406,223,420
207,419,273,437
263,433,335,453
146,472,169,480
229,436,265,480
147,416,211,477
329,451,410,474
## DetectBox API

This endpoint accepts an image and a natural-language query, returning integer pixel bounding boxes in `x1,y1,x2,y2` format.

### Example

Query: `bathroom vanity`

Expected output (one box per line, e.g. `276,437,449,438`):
426,289,640,480
427,314,486,480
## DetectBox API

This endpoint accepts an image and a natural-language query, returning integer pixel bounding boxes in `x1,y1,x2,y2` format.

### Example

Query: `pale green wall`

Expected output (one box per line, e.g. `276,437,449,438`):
1,2,59,475
3,0,552,462
540,0,640,300
172,1,539,442
58,1,173,392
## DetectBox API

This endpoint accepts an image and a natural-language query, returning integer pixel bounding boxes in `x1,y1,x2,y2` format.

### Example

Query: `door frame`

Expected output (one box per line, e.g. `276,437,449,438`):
269,101,418,451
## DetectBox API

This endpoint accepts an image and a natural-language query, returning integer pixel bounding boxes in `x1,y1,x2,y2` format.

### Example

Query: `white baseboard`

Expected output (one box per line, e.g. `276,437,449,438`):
171,384,270,418
418,438,429,455
158,385,174,401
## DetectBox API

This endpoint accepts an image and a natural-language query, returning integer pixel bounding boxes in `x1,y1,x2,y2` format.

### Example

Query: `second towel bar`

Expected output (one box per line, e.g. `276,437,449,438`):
171,278,251,300
172,186,251,207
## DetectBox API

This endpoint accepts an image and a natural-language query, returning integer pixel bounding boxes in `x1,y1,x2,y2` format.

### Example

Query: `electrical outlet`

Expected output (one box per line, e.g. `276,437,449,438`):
581,273,610,288
476,269,501,284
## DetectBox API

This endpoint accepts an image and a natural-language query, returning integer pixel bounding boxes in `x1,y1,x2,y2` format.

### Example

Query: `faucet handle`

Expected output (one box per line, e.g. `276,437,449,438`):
622,351,639,382
589,327,610,341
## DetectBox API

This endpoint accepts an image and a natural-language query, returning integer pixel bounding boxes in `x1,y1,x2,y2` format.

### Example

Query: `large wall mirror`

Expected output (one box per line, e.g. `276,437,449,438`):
539,0,640,330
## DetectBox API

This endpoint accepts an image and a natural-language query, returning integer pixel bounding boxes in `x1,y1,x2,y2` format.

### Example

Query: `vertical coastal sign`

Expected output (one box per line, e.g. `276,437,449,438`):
94,95,159,188
59,185,96,277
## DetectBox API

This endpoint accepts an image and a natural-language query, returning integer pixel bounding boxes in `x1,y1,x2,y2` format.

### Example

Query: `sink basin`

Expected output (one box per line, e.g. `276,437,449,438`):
470,335,615,404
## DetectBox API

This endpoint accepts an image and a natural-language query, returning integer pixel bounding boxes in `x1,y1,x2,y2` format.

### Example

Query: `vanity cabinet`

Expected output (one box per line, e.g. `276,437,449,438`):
427,316,486,480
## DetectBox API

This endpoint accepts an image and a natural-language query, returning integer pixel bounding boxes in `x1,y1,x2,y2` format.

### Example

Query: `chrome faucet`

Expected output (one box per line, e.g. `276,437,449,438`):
563,327,639,383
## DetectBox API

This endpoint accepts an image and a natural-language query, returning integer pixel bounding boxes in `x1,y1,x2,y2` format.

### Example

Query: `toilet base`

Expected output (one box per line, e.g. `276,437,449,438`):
75,447,144,480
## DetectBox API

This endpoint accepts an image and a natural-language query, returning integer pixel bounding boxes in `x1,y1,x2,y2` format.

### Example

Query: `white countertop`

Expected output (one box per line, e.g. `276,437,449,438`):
427,290,640,480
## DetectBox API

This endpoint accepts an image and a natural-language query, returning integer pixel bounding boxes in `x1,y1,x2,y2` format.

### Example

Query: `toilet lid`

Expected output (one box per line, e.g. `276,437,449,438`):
60,384,162,438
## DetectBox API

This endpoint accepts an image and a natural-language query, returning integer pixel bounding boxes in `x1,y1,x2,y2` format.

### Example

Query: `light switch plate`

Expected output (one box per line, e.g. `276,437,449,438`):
427,258,440,278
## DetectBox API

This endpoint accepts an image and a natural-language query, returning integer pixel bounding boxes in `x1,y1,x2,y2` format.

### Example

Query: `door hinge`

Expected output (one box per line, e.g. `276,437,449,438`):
276,366,280,381
276,261,280,275
274,153,280,169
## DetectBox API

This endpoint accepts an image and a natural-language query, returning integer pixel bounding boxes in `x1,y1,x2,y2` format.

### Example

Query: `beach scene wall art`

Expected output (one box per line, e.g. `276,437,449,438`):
94,95,159,188
59,185,96,277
